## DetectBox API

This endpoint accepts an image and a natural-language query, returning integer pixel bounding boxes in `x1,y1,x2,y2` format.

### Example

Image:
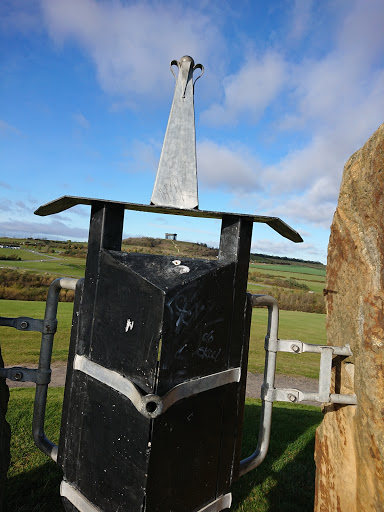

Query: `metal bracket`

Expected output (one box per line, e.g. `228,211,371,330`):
73,354,241,419
239,294,358,477
264,339,357,405
0,366,51,385
0,315,57,334
0,276,81,463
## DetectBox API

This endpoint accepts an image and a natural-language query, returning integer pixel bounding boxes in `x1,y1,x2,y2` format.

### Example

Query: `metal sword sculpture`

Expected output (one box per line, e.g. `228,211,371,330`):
0,56,356,511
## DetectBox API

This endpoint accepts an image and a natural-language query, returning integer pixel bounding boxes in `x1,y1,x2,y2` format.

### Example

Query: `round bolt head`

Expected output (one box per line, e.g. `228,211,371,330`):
14,372,23,381
20,321,29,329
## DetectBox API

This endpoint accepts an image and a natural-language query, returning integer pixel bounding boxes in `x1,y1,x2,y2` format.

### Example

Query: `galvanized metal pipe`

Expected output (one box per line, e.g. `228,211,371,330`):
239,294,279,476
32,277,79,462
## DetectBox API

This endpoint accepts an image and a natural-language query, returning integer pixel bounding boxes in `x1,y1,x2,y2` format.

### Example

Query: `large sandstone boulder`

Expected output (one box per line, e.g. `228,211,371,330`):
314,123,384,511
0,348,10,511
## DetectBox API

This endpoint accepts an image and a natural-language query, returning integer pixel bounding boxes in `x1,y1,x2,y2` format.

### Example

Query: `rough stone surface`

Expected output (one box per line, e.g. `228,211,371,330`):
0,348,11,511
314,123,384,511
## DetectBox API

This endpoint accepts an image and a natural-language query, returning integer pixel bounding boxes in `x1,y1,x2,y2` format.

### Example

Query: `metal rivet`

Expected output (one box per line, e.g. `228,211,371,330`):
291,344,300,353
20,321,28,329
287,393,297,402
14,372,23,381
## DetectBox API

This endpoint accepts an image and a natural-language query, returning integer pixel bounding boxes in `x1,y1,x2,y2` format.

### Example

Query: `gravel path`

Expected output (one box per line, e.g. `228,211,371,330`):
8,363,321,407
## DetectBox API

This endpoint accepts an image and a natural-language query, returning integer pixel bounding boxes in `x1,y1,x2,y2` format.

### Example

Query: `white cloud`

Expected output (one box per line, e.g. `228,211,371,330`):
201,52,286,125
73,112,90,129
0,198,34,214
288,0,313,42
119,139,160,175
0,219,88,239
260,0,384,228
0,0,41,34
251,238,323,261
197,140,260,192
0,120,22,136
193,0,384,234
40,0,223,100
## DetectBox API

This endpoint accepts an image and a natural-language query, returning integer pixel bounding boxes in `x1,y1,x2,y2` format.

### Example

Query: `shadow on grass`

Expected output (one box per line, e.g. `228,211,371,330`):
5,461,63,512
232,400,323,512
6,391,321,512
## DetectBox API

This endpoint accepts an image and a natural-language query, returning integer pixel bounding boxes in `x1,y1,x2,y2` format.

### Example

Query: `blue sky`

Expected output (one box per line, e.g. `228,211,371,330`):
1,0,383,263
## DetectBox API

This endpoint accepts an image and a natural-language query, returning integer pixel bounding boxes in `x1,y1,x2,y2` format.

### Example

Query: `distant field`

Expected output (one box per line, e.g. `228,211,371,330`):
0,248,48,261
248,265,326,295
249,267,325,282
250,263,326,276
0,299,325,378
248,278,325,294
0,258,86,278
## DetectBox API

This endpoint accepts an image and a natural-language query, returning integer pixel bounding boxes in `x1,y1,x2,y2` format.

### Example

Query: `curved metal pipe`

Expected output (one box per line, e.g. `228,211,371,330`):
239,294,279,476
32,277,80,462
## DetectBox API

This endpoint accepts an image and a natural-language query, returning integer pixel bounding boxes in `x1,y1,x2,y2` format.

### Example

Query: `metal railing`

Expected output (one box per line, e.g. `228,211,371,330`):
240,294,357,476
0,277,82,461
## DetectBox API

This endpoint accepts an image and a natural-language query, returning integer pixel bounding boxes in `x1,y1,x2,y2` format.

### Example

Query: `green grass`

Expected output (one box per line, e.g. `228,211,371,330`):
6,388,63,511
5,389,322,511
232,399,322,511
248,277,324,294
249,267,325,283
0,300,74,365
0,249,47,261
0,259,85,278
248,308,326,379
248,264,326,295
0,300,325,378
250,264,325,276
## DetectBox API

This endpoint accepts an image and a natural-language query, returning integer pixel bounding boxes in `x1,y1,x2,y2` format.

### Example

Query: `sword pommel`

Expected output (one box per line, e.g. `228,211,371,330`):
170,56,204,99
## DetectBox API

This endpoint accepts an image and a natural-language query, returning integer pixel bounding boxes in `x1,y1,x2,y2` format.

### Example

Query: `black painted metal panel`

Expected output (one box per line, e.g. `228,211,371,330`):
59,233,252,511
217,216,253,492
146,388,228,512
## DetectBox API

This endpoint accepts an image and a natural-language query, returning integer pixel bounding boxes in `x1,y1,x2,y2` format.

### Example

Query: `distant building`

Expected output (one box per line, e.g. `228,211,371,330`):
165,233,177,241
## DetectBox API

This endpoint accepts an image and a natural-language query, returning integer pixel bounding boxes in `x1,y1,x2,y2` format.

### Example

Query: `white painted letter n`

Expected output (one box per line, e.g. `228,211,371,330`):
125,319,134,332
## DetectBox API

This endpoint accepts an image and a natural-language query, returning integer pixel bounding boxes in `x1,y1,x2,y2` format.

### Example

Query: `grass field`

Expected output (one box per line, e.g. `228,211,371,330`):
248,277,325,294
2,245,326,511
249,308,325,379
5,388,322,511
0,258,86,277
0,248,48,261
0,299,326,378
250,264,325,276
0,300,74,364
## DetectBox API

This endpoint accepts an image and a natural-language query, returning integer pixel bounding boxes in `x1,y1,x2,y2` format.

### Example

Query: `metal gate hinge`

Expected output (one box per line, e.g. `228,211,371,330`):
73,354,241,419
0,366,51,385
240,293,358,479
0,316,47,333
266,339,357,405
